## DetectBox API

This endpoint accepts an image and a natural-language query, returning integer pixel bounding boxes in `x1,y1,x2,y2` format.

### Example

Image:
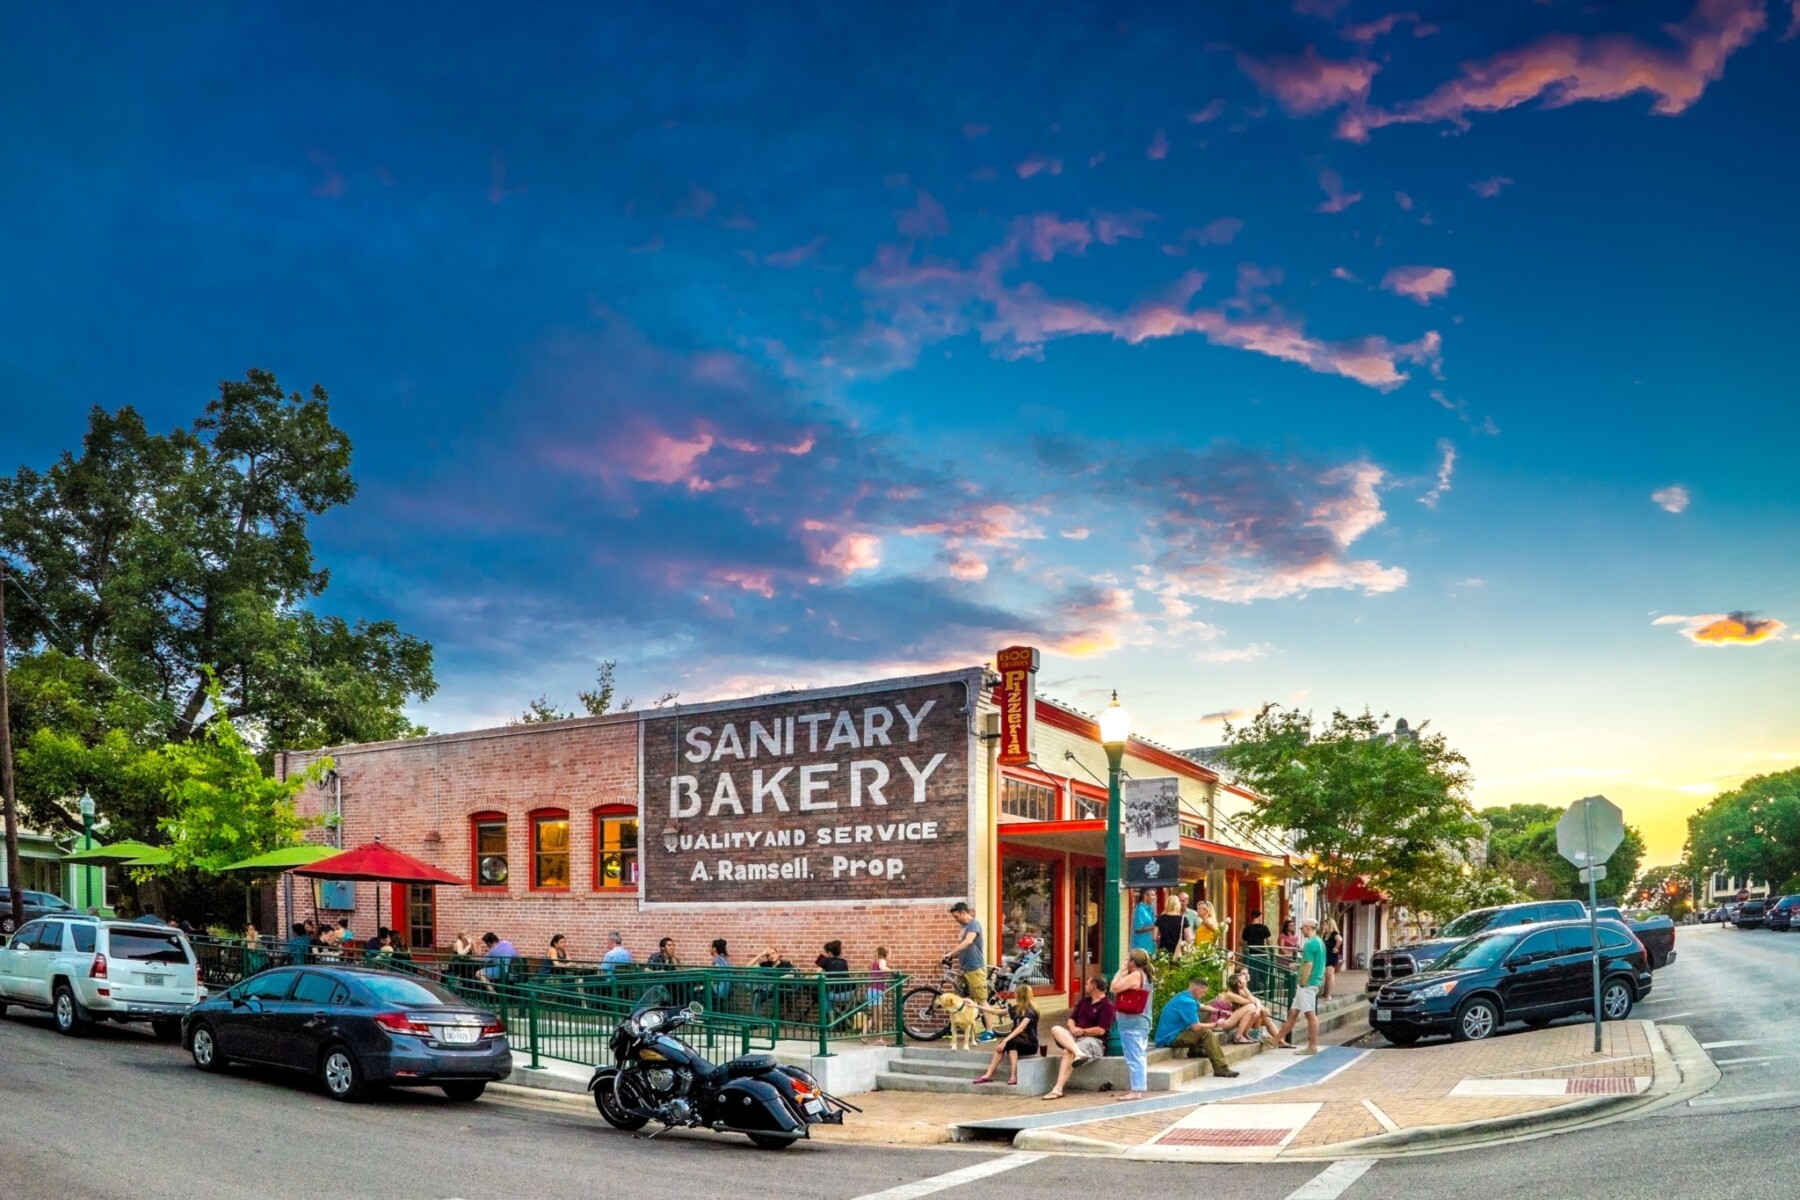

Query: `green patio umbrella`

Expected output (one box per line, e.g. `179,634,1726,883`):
117,846,174,868
219,845,340,873
62,839,166,865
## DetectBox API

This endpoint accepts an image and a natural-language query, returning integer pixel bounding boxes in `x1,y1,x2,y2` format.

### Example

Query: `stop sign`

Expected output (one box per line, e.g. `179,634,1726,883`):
1738,889,1751,902
1557,795,1625,868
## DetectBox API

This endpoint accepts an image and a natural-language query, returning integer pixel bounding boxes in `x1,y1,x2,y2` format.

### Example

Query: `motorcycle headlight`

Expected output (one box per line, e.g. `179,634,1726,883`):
639,1010,664,1031
1416,980,1458,999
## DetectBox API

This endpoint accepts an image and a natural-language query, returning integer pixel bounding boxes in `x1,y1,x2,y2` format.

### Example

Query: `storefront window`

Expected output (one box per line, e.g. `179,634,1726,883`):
532,811,571,890
1071,788,1104,820
472,815,508,889
594,808,639,890
1000,857,1055,988
1001,776,1059,822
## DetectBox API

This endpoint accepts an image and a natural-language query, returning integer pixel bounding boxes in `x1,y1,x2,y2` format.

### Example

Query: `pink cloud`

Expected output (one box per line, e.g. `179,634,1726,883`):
1470,176,1515,198
1060,527,1090,540
710,568,776,599
945,550,989,581
674,184,716,219
1016,154,1063,178
1381,264,1456,304
1341,12,1437,44
721,207,758,231
1419,438,1456,508
1237,47,1378,115
1316,166,1363,213
1341,0,1767,140
762,235,828,268
1088,151,1107,167
1188,99,1227,124
1654,611,1787,646
1160,216,1244,256
1331,266,1358,282
1652,484,1691,513
1147,129,1170,159
896,190,949,239
1786,0,1800,40
1394,190,1414,211
813,532,882,575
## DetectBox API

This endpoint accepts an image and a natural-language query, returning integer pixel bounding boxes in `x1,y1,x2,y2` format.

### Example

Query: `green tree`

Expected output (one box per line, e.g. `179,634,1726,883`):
1220,706,1483,905
1477,803,1644,904
0,372,435,763
1685,768,1800,892
510,660,678,725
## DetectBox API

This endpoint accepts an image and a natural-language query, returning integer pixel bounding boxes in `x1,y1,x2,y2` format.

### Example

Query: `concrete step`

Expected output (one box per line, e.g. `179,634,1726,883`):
899,1045,1003,1065
888,1058,988,1079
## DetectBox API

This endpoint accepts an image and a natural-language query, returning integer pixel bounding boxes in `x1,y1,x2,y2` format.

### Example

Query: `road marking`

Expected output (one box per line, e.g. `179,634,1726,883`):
1360,1099,1399,1132
1700,1040,1765,1050
1691,1090,1800,1108
1717,1055,1798,1067
1653,1012,1694,1022
1284,1158,1377,1199
848,1153,1045,1200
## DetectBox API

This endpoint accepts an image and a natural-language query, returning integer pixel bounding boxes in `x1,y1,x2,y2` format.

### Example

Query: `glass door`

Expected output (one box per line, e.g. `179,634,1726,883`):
1070,865,1104,1000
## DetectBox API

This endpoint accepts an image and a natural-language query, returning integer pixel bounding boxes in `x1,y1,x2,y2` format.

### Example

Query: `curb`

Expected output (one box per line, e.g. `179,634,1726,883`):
1012,1130,1128,1155
488,1081,596,1112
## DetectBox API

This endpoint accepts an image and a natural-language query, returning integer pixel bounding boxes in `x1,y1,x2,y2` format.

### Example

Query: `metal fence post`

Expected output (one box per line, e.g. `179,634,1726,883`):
528,989,541,1071
817,973,830,1058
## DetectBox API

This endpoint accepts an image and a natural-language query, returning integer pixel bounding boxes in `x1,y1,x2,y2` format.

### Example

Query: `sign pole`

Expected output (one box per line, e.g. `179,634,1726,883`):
1585,802,1602,1053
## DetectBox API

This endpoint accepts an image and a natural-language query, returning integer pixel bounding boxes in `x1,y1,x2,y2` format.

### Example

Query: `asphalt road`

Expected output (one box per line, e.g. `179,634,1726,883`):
1,924,1793,1200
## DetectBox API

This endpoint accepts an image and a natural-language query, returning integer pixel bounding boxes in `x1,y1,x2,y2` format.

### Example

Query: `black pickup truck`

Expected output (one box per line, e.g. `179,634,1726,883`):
1367,899,1676,992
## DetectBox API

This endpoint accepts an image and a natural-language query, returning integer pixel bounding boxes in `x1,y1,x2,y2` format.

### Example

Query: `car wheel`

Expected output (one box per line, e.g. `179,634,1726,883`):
1601,979,1634,1021
1382,1029,1420,1046
151,1019,182,1042
52,985,89,1036
441,1081,487,1102
0,915,14,935
190,1023,228,1072
1452,997,1500,1042
320,1045,366,1102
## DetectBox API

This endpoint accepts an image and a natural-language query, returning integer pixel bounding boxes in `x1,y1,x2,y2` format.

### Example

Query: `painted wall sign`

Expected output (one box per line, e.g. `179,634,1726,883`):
994,645,1038,767
641,678,973,904
1123,776,1182,888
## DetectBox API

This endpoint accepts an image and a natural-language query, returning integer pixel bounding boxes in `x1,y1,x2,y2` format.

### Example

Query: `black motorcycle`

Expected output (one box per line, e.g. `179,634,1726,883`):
587,1000,856,1150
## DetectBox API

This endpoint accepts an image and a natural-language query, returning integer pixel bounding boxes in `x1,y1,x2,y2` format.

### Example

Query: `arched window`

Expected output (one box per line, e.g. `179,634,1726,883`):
470,812,508,891
593,804,640,891
529,807,571,891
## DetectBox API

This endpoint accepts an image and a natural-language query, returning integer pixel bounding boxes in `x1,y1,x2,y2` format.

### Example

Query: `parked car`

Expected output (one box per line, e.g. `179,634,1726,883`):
1596,907,1677,969
1722,904,1742,926
0,889,75,936
1370,917,1652,1045
1764,896,1800,932
1734,898,1769,929
0,916,201,1037
1367,900,1587,992
182,965,511,1102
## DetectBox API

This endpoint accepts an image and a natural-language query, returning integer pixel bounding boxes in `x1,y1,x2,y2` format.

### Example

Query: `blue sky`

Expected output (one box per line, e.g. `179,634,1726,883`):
5,0,1798,859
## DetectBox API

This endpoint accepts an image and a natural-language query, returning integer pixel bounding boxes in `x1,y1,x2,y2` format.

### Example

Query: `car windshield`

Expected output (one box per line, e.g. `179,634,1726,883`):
1437,909,1502,939
1431,932,1519,972
358,974,462,1007
107,928,190,963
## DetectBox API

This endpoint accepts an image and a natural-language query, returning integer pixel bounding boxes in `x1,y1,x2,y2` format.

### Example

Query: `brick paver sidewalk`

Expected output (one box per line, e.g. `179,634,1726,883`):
1054,1021,1659,1158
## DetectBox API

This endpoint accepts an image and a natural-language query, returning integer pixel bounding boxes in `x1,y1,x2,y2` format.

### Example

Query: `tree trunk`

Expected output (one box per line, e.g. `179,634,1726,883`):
1,571,28,932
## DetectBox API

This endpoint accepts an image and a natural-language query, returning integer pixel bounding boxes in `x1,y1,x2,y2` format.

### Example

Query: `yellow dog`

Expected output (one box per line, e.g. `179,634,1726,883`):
935,992,985,1051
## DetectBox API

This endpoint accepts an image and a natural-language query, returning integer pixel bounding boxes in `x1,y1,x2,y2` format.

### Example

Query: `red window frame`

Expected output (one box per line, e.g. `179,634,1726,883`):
592,804,640,892
1069,779,1107,821
470,811,508,893
527,807,572,893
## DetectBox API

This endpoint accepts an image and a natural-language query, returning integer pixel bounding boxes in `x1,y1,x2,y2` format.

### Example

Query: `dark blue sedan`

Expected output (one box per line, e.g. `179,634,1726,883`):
182,965,511,1102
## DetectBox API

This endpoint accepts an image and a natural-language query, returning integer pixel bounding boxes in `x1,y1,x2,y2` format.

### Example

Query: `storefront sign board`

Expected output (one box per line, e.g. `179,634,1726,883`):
1123,776,1181,888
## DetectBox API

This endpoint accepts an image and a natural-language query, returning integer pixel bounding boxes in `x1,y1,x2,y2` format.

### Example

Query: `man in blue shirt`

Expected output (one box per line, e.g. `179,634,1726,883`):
1153,976,1238,1078
480,931,518,983
601,931,633,971
1130,890,1158,955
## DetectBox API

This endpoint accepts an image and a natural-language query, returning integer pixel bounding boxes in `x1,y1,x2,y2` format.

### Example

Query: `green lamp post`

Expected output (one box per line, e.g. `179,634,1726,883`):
1097,691,1130,1052
78,791,95,912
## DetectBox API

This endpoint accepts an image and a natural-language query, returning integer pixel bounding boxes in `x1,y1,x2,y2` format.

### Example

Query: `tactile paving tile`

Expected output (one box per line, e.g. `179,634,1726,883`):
1157,1127,1290,1147
1566,1076,1642,1095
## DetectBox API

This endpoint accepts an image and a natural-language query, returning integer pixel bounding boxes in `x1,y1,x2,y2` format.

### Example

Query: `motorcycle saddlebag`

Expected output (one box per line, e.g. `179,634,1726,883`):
715,1077,808,1137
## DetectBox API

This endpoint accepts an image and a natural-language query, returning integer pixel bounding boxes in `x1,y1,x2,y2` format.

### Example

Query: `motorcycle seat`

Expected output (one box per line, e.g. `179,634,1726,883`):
723,1053,779,1077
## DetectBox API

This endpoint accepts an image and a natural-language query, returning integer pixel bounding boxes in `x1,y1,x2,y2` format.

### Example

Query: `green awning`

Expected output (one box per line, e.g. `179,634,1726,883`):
218,844,339,873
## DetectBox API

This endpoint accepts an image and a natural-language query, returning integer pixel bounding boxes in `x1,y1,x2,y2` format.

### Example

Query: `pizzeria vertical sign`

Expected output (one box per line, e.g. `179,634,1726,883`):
994,645,1038,767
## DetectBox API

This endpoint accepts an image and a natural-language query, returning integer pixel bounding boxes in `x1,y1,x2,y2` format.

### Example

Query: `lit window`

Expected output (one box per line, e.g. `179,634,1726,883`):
532,812,571,890
473,816,508,889
595,810,639,890
1001,776,1058,822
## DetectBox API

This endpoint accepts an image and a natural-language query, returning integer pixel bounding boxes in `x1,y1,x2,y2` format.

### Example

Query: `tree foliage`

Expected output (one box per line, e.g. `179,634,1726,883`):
1685,768,1800,893
1219,706,1482,905
1480,802,1645,904
0,372,435,761
1630,865,1693,917
510,660,678,725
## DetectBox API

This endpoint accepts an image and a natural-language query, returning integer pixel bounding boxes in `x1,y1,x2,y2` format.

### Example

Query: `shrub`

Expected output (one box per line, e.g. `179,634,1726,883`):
1151,942,1231,1012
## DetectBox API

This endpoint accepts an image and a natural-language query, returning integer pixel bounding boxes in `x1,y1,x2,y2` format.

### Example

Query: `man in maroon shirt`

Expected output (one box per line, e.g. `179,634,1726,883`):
1044,974,1116,1099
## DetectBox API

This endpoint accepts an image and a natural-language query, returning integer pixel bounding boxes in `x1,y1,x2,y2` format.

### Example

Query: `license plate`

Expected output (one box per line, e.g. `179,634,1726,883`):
139,974,165,987
1374,1007,1392,1019
804,1098,827,1116
440,1026,479,1045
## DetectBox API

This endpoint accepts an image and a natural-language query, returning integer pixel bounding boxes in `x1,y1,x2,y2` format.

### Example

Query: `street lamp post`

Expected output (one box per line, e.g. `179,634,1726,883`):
78,791,95,913
1097,691,1130,1053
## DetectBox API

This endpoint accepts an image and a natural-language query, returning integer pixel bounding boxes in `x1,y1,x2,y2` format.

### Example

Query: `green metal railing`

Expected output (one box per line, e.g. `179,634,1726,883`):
1241,948,1299,1019
187,938,904,1062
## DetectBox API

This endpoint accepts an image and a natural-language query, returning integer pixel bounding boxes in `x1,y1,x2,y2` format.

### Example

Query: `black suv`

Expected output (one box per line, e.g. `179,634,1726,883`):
1370,918,1651,1045
1765,896,1799,932
1366,900,1586,992
1,889,75,936
1734,897,1769,929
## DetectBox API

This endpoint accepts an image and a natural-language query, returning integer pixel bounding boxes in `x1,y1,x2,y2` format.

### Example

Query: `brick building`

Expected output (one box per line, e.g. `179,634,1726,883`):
278,656,1291,1010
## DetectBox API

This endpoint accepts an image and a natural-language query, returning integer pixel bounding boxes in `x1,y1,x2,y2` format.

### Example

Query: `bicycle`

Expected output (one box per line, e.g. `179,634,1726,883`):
900,949,1041,1042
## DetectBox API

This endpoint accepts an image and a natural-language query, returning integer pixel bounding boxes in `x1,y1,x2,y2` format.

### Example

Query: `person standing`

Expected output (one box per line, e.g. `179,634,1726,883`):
1320,918,1343,999
1152,976,1240,1077
1191,901,1221,949
1180,892,1200,949
946,902,994,1036
1242,910,1272,950
1044,974,1115,1100
1110,948,1155,1101
1278,918,1300,952
1130,890,1158,955
1273,918,1325,1055
1155,895,1186,956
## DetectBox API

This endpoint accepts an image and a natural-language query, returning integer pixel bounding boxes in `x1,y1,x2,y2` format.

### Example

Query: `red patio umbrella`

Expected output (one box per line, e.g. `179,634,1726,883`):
292,839,465,935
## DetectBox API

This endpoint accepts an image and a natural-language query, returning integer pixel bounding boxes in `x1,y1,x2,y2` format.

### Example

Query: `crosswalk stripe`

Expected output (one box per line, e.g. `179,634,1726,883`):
1285,1159,1378,1199
848,1153,1045,1200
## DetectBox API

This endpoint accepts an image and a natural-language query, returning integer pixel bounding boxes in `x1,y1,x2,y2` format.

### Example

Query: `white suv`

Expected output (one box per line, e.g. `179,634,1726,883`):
0,917,203,1038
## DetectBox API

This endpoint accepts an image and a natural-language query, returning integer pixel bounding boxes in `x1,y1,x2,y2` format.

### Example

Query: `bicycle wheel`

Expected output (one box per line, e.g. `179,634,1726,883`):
901,986,951,1041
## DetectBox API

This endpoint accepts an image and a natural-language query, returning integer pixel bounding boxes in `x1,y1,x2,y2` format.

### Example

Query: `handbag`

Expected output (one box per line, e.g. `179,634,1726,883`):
1115,985,1149,1015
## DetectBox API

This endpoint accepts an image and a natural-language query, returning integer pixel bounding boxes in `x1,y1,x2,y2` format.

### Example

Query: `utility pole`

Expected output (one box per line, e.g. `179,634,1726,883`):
1,568,27,934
